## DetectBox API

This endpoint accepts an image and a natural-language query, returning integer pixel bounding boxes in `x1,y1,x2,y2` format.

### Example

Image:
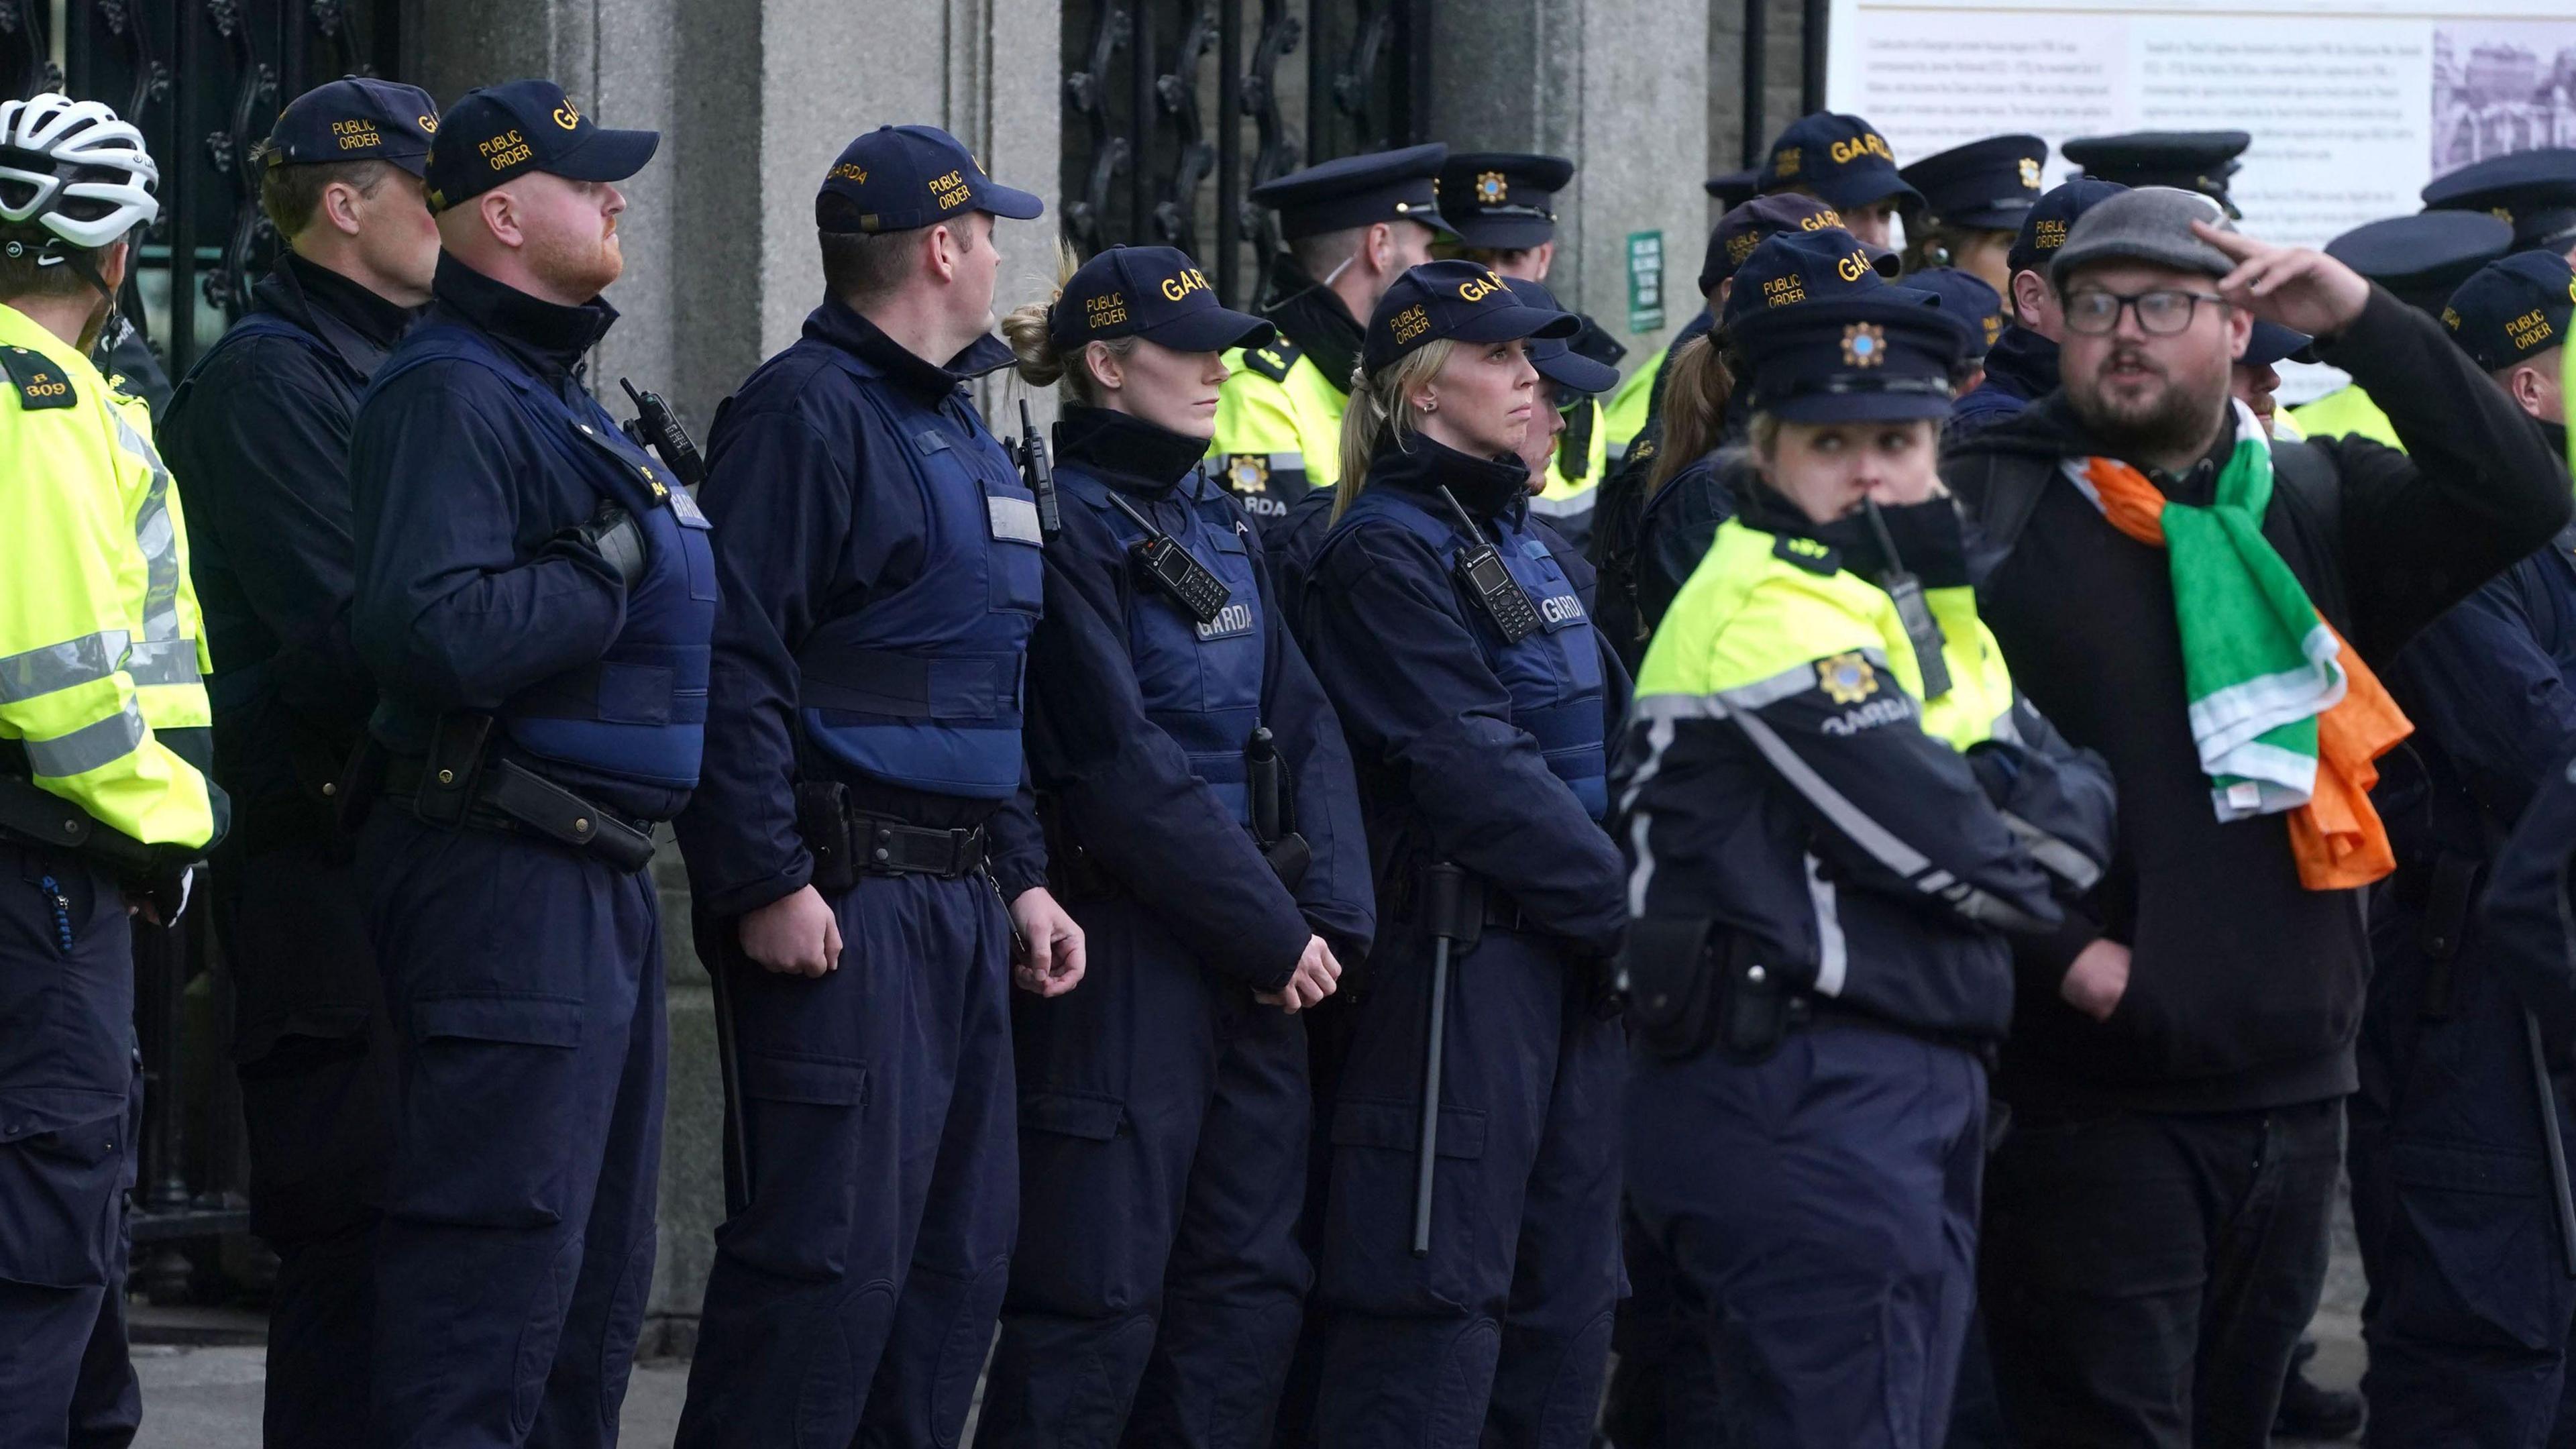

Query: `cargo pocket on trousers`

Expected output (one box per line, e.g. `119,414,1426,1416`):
2388,1136,2576,1352
0,1110,127,1288
390,994,585,1229
728,1051,869,1282
1325,1096,1490,1313
1013,1089,1133,1312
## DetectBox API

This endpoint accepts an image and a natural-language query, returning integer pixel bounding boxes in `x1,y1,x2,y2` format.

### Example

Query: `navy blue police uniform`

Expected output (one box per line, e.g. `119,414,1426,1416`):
2350,251,2576,1447
1291,262,1631,1448
345,81,690,1449
157,78,433,1447
668,125,1053,1449
1899,134,2047,242
2422,148,2576,259
1948,178,2127,441
1615,292,2113,1449
977,247,1377,1447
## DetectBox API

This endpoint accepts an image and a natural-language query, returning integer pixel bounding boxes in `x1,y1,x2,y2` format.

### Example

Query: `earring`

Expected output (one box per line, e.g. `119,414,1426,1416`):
1417,396,1437,413
1927,242,1951,266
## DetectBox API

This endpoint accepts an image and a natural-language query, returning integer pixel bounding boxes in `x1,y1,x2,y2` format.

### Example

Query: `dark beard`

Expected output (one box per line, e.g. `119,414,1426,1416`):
2065,349,2229,466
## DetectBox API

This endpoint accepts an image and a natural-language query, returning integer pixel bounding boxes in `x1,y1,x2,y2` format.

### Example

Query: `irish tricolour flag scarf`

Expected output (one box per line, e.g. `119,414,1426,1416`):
2062,400,2410,890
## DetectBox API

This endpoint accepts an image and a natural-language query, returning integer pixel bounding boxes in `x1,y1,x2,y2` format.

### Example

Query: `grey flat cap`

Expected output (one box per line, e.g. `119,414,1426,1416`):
2050,186,2237,287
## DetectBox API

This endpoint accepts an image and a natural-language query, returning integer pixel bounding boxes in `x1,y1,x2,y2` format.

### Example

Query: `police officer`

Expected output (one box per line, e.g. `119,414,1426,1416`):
1613,286,2110,1449
0,91,214,1449
2234,319,2316,441
1625,224,1907,643
2061,129,2251,217
1950,178,2127,440
1757,112,1921,250
1505,276,1624,551
1436,152,1621,548
1897,133,2047,298
1907,264,2006,389
156,78,436,1446
669,125,1083,1449
2289,211,2512,449
1293,261,1625,1448
1210,145,1451,525
2349,248,2576,1448
2422,147,2576,262
973,244,1375,1446
345,79,686,1446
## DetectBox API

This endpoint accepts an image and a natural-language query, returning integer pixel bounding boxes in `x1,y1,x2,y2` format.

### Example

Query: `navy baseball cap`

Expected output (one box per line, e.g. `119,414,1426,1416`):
1702,193,1894,297
2422,149,2576,256
1703,167,1760,208
1049,244,1271,354
2061,130,2249,219
1759,113,1920,213
1900,133,2047,231
2008,178,2127,278
424,79,657,214
2243,321,2316,369
1732,293,1970,423
816,125,1042,234
2325,211,2514,317
1906,268,2004,359
1440,152,1573,252
1505,278,1619,396
1721,226,1922,330
265,77,439,177
2444,250,2576,372
1362,260,1577,373
1251,143,1450,241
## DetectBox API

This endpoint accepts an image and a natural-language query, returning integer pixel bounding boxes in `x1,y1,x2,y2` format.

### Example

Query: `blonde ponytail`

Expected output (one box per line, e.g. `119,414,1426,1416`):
1332,339,1456,521
998,241,1138,407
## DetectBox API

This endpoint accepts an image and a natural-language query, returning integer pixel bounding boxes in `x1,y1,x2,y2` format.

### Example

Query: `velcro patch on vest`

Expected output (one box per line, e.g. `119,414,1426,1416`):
1772,533,1841,575
0,345,76,410
1193,598,1256,642
987,493,1043,545
667,487,712,529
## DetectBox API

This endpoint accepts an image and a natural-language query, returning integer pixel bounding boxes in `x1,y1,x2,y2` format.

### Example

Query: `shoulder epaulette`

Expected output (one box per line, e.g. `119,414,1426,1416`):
0,344,76,411
1241,337,1303,384
1770,531,1841,576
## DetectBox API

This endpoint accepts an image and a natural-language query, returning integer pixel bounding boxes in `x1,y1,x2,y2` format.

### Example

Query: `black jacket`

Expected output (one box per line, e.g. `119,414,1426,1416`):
1943,285,2573,1110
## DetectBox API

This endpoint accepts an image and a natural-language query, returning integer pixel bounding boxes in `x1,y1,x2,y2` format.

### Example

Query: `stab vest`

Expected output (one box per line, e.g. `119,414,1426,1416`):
793,352,1043,800
1059,462,1267,822
371,322,715,788
1337,487,1609,818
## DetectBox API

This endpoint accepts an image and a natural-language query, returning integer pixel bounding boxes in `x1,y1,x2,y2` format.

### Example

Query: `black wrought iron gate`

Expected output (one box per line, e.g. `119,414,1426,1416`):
4,0,402,1297
3,0,402,379
1059,0,1430,310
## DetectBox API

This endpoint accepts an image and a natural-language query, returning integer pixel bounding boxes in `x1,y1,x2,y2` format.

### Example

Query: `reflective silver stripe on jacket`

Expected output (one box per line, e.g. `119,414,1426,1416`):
0,631,127,702
23,701,148,777
111,411,183,646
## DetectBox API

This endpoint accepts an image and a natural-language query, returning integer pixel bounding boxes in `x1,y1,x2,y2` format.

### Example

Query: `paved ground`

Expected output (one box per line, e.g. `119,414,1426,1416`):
129,1187,2372,1448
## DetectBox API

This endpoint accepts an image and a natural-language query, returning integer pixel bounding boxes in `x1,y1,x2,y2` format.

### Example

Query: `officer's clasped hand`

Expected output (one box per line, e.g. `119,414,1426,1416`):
739,883,842,977
1009,886,1087,997
1254,934,1343,1014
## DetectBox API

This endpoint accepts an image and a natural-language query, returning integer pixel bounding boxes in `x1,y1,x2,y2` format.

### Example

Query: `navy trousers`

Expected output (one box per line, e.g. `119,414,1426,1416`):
1311,923,1625,1449
0,842,140,1449
2354,902,2576,1449
1626,1024,1985,1449
357,813,666,1449
981,894,1312,1448
676,869,1018,1449
215,837,392,1449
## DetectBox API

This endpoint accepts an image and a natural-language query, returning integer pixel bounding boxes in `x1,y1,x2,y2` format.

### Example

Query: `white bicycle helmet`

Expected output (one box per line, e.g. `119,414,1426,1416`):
0,92,161,254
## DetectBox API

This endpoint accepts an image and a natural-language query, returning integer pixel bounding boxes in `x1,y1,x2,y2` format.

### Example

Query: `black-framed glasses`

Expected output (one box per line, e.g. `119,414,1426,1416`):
2061,288,2230,337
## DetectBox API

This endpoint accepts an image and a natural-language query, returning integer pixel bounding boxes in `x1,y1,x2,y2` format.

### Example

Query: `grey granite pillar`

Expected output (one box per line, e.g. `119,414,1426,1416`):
404,0,1062,1352
1424,0,1711,365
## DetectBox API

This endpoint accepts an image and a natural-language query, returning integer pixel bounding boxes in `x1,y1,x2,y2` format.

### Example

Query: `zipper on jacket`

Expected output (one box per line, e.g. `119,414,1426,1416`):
37,873,72,954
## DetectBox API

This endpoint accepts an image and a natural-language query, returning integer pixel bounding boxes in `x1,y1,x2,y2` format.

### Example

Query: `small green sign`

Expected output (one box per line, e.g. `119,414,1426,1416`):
1626,229,1666,333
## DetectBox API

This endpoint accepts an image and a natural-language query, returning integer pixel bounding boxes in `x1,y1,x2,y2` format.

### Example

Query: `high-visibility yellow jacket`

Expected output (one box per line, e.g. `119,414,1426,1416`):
1208,337,1349,503
2287,383,2402,451
0,302,219,849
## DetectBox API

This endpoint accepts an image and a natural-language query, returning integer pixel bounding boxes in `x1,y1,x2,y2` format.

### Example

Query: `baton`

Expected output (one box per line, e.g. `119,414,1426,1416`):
1413,863,1466,1257
2526,1008,2576,1279
709,959,752,1218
